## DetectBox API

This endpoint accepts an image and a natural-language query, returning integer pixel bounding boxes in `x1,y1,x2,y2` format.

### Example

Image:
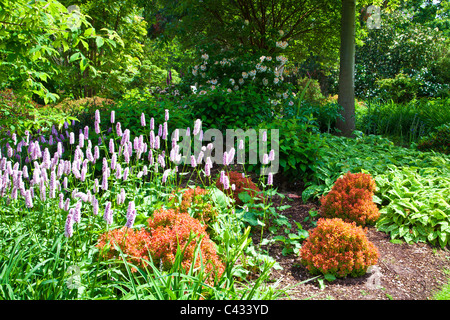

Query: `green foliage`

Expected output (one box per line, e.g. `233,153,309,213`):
355,10,449,100
375,166,450,248
183,85,273,132
356,98,450,145
283,99,344,134
113,89,193,139
148,0,341,65
0,0,123,103
246,118,324,182
417,123,450,154
0,89,76,139
296,77,325,105
376,73,421,103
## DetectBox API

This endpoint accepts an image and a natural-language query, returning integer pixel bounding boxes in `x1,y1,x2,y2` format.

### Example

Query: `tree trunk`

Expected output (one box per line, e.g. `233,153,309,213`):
337,0,356,137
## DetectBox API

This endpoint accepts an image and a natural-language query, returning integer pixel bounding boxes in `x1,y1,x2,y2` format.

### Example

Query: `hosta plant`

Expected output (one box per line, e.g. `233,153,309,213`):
299,218,380,278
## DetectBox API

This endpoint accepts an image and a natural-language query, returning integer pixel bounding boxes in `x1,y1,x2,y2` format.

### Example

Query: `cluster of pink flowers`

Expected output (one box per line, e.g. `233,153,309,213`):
1,104,280,240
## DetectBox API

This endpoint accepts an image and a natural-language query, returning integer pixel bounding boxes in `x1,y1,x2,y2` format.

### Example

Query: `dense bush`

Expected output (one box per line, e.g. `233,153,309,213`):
319,172,380,226
97,208,225,283
96,226,152,272
176,41,298,131
182,84,274,132
282,98,343,134
295,77,325,105
147,208,225,282
246,118,324,182
0,89,75,139
355,10,449,101
299,218,380,278
417,123,450,154
376,73,422,104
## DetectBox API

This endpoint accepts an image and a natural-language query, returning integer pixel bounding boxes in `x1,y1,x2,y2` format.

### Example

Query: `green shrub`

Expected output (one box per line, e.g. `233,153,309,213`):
376,73,421,103
375,166,450,248
296,77,325,105
0,89,76,142
245,118,324,182
183,84,273,132
112,89,193,139
283,99,343,134
417,123,450,154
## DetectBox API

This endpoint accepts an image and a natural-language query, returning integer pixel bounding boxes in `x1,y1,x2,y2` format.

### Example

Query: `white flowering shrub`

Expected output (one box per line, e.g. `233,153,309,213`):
177,40,299,130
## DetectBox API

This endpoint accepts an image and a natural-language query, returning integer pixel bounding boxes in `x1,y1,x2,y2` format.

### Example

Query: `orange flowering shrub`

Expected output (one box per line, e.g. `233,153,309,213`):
147,208,225,282
319,172,380,226
168,186,218,227
215,171,263,205
96,209,225,282
96,227,152,272
330,172,376,194
299,218,380,278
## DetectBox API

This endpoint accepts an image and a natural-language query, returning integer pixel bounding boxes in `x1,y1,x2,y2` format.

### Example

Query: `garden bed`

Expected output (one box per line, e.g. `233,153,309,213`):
258,184,450,300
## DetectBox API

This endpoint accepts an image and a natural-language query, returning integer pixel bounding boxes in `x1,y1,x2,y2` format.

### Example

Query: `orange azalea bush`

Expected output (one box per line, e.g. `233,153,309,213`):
330,172,376,194
299,218,380,278
96,208,225,282
96,227,152,272
168,186,218,227
215,171,263,205
319,172,380,226
147,208,225,281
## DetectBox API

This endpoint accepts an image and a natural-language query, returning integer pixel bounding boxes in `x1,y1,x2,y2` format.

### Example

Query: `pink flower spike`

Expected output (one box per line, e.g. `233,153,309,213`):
64,210,74,238
103,201,113,225
165,109,169,121
106,140,113,154
95,121,100,134
93,196,99,216
110,110,115,124
223,175,230,190
150,117,154,130
163,122,168,140
227,148,235,165
223,151,228,166
267,172,273,186
269,149,275,161
193,119,201,136
190,155,197,168
141,113,146,127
